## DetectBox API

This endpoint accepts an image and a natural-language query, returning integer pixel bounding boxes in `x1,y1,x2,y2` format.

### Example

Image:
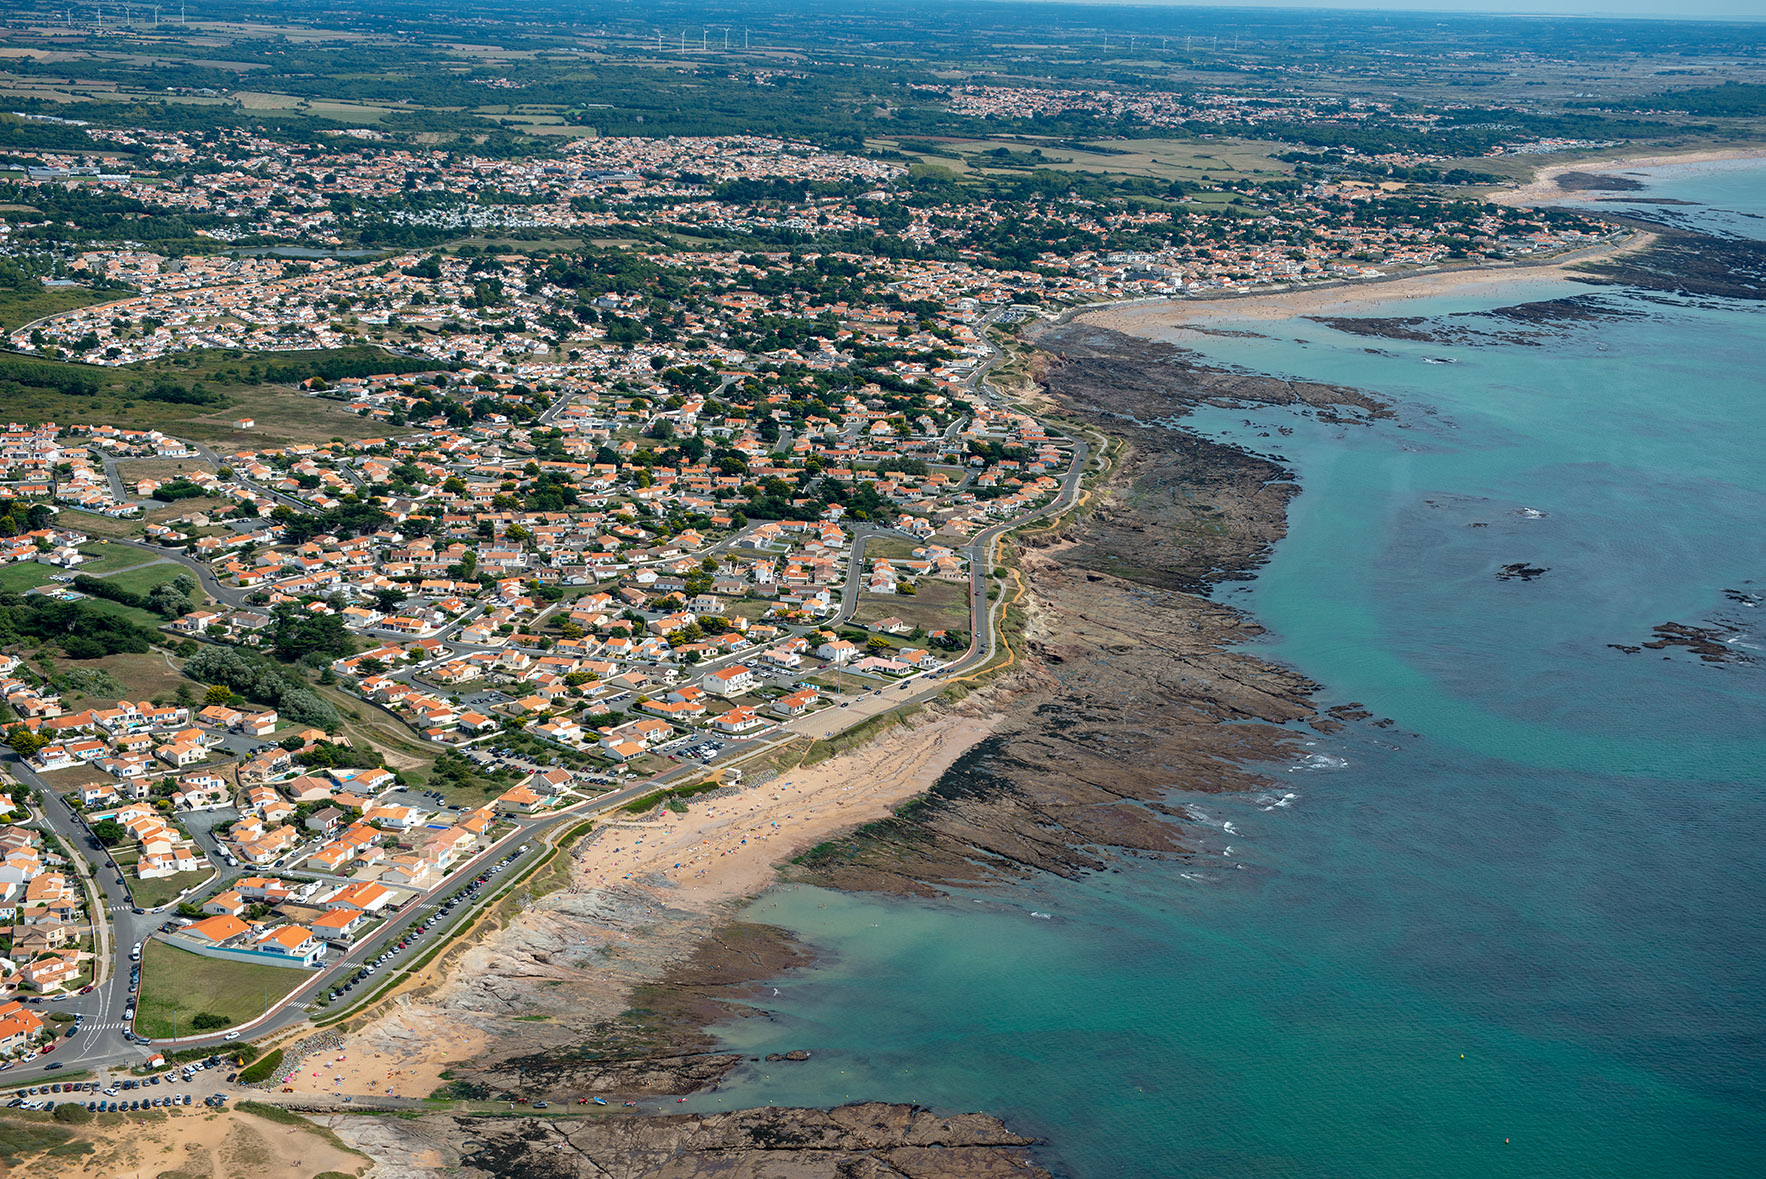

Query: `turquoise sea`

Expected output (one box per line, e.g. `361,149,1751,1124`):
690,161,1766,1177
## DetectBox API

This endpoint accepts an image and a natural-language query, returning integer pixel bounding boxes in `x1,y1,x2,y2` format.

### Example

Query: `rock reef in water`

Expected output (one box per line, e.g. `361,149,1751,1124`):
783,324,1388,897
325,1102,1052,1179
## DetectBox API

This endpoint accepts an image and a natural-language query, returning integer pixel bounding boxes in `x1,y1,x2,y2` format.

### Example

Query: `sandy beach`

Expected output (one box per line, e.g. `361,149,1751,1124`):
1493,146,1766,207
291,707,1005,1096
566,711,1002,903
1080,230,1656,336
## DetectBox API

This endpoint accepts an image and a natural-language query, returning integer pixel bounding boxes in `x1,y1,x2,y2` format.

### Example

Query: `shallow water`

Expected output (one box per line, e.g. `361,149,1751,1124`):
694,161,1766,1178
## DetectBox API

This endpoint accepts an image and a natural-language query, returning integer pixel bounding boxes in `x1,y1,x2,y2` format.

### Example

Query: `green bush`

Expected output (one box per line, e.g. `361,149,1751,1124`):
51,1102,92,1124
237,1048,283,1085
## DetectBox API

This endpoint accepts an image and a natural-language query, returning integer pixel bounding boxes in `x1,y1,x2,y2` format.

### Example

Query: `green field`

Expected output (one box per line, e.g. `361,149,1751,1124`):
71,542,148,574
130,867,212,910
92,561,187,599
0,285,120,332
53,508,144,540
0,346,425,444
72,594,168,632
0,563,54,593
852,577,971,633
135,940,309,1039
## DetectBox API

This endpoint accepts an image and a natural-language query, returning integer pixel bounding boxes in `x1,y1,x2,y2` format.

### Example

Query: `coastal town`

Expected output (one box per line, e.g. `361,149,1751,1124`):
0,88,1630,1098
0,1,1756,1170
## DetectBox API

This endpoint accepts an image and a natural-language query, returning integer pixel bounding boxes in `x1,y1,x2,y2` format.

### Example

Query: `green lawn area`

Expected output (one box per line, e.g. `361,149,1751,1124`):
72,542,145,574
92,561,188,599
135,940,309,1039
0,284,122,332
0,563,54,593
130,867,213,909
55,508,144,540
852,577,971,633
72,594,168,631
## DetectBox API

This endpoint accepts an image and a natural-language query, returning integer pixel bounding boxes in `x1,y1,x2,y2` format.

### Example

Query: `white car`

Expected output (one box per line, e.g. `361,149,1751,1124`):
223,1031,240,1040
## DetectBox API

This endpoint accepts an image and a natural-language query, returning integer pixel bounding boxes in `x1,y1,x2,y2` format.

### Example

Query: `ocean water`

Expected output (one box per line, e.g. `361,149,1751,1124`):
691,162,1766,1177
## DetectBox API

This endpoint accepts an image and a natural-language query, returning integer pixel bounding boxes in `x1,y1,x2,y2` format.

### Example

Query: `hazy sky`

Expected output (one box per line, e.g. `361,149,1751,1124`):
1056,0,1765,19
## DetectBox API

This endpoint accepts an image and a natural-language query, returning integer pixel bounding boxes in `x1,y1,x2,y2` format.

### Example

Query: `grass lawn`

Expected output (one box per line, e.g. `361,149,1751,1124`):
135,940,309,1039
0,563,54,593
73,542,147,574
92,561,188,599
113,458,215,487
0,346,416,443
72,594,168,631
860,537,922,561
852,578,971,633
175,385,388,447
130,867,213,909
313,682,445,772
34,650,188,706
0,284,122,331
56,508,144,540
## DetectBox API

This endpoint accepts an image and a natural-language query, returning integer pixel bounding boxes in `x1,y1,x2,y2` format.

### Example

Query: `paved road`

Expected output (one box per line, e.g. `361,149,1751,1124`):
0,308,1089,1084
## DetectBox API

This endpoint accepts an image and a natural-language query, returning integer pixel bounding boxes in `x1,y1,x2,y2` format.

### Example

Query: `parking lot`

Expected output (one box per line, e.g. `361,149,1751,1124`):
6,1053,241,1113
321,844,529,1005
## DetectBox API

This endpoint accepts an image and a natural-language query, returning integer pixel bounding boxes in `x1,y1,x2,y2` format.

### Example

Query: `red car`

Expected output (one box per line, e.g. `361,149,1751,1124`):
78,985,94,995
40,1042,55,1054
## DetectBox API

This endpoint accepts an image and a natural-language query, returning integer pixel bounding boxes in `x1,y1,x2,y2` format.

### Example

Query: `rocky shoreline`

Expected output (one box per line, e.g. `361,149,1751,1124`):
778,324,1388,899
324,1102,1053,1179
316,322,1392,1177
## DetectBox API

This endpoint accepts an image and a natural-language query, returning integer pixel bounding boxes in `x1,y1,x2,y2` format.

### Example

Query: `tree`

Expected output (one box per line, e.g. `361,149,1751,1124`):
91,818,127,846
204,685,234,706
6,727,46,758
190,1011,230,1030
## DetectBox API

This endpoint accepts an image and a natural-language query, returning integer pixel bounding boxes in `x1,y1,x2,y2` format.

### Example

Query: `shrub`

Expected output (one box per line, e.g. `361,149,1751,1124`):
237,1048,283,1085
52,1102,93,1124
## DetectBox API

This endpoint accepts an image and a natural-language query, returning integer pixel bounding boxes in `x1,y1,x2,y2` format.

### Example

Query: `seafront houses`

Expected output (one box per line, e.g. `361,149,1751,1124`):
170,913,324,968
0,1001,44,1054
704,664,757,697
248,924,324,966
20,953,80,994
311,906,368,943
713,706,765,733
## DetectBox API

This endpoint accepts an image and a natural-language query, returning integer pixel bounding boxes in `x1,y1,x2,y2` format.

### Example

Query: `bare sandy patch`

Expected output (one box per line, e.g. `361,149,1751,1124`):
9,1105,365,1179
1081,231,1656,336
282,1011,490,1101
571,711,1003,904
1494,147,1766,207
277,707,1003,1099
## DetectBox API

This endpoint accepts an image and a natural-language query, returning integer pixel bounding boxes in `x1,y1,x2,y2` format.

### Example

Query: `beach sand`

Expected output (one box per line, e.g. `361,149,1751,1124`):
282,1012,490,1101
569,711,1003,904
1494,147,1766,207
294,708,1005,1095
14,1102,365,1179
1082,231,1655,336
